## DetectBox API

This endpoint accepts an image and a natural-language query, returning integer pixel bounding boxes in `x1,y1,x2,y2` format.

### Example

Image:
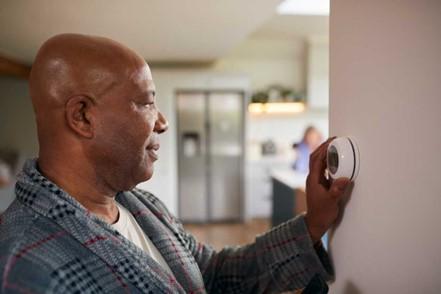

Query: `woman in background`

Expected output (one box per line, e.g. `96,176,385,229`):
292,126,323,173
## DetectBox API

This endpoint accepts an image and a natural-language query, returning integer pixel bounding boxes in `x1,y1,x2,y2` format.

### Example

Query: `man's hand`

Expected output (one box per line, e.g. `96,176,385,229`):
304,138,351,244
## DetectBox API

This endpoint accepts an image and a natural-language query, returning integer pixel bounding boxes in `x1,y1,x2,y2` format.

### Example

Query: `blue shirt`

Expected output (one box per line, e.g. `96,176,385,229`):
293,142,310,174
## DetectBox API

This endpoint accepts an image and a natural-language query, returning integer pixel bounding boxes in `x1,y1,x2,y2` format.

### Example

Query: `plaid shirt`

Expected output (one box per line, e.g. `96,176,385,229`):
0,159,332,293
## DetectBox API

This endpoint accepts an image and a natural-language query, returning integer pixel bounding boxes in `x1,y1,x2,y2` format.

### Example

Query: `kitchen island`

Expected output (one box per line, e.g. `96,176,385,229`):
270,168,307,227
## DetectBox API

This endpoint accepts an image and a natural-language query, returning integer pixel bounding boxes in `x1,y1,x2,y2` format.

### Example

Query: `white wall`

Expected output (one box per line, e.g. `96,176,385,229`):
307,36,329,109
214,37,307,92
329,1,441,293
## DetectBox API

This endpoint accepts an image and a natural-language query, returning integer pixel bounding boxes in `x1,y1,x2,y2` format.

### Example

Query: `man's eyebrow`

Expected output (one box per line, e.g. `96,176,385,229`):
133,91,155,100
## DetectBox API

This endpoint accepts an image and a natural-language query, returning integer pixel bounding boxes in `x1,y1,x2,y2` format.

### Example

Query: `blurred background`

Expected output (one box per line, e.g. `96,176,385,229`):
0,0,329,249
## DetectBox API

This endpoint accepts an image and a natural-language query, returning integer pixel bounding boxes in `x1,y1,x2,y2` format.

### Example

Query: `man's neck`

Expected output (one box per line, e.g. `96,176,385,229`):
37,156,119,224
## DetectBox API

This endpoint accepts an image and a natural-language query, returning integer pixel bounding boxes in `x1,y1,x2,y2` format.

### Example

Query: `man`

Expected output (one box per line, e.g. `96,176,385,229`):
0,34,350,293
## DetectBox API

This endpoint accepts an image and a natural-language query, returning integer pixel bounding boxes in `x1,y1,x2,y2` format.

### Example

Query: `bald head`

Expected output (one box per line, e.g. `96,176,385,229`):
29,33,153,147
30,33,149,113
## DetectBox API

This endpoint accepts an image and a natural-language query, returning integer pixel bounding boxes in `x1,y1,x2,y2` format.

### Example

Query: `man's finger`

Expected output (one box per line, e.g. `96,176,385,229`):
310,137,334,159
329,177,350,199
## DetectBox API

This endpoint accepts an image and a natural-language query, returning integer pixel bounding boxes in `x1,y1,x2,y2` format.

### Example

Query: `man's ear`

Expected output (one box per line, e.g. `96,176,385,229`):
65,95,96,139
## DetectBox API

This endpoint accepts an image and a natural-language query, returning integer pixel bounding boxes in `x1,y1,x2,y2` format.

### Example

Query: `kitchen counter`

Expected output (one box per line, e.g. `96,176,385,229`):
245,156,293,219
270,168,307,190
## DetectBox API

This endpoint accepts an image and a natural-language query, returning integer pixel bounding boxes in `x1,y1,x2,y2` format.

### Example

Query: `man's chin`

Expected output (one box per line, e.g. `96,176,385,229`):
119,161,155,190
121,170,153,191
140,166,154,182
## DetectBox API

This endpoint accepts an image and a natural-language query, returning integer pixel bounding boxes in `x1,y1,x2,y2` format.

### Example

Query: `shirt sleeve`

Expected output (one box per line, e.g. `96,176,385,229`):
141,190,333,293
190,215,333,293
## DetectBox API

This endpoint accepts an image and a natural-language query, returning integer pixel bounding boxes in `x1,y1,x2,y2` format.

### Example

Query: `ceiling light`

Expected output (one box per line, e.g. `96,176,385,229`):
277,0,330,15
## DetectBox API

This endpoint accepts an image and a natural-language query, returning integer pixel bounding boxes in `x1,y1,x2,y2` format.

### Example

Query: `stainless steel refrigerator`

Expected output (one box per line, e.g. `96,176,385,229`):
176,90,244,222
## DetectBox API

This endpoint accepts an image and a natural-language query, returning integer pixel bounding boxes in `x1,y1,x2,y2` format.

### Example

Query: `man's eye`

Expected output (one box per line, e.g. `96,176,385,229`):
141,101,155,108
134,98,155,108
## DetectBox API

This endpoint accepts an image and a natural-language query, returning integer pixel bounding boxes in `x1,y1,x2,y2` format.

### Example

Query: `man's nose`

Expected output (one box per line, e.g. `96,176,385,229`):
154,111,169,134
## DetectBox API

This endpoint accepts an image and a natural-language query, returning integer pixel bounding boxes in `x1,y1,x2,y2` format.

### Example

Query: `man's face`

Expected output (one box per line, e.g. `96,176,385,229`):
89,63,167,191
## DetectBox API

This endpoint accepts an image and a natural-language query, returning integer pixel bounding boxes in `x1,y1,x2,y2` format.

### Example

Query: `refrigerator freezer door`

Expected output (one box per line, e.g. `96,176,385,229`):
208,93,243,221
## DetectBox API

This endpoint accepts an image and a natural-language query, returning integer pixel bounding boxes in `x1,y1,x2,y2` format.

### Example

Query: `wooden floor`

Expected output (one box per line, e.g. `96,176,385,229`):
184,218,270,251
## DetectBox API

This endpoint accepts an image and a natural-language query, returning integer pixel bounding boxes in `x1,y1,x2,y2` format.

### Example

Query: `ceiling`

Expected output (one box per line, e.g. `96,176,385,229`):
0,0,282,64
0,1,328,65
252,15,328,40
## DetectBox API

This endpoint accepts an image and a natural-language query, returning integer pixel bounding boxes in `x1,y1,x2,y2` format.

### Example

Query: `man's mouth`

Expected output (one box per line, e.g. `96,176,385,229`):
146,143,160,160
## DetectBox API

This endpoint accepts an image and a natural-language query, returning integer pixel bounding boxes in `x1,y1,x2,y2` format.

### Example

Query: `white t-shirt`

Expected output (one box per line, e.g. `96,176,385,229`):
112,202,173,275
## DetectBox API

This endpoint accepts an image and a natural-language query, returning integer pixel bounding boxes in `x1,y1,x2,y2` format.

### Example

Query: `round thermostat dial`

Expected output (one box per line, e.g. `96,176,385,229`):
327,137,360,181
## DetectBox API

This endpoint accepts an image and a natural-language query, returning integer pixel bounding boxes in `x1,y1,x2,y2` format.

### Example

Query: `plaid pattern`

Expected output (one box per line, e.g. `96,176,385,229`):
50,257,104,293
0,159,332,293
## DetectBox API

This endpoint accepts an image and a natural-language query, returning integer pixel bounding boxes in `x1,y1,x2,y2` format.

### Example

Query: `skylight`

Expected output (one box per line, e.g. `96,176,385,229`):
277,0,330,15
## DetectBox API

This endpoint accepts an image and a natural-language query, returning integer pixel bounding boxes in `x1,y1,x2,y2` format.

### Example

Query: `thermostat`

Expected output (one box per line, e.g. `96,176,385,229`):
327,137,360,181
